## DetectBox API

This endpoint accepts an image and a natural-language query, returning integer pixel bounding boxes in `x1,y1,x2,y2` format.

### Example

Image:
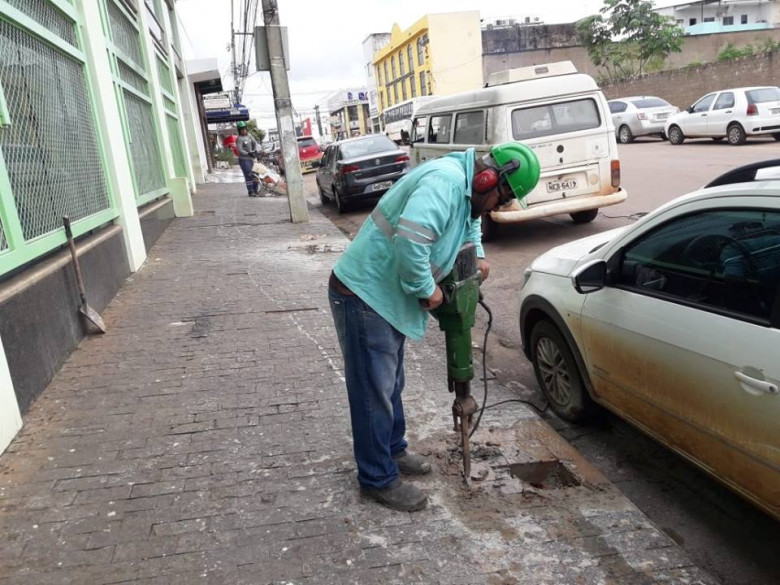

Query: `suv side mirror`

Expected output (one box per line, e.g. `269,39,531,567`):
571,260,607,294
687,105,694,114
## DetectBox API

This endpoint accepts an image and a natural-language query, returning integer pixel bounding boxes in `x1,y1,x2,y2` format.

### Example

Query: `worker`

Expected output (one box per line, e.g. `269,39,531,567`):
236,121,259,196
328,144,540,512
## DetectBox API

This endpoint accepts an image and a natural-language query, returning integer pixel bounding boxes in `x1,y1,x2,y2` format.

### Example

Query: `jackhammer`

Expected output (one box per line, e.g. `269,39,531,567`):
430,243,483,481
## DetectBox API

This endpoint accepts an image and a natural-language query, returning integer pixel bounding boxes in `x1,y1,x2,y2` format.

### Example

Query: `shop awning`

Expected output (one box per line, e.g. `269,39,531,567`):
205,104,250,123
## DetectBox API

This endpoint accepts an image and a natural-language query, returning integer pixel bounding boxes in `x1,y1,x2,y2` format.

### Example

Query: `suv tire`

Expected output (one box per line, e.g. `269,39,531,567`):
480,213,498,241
727,123,747,146
570,209,598,224
530,320,596,422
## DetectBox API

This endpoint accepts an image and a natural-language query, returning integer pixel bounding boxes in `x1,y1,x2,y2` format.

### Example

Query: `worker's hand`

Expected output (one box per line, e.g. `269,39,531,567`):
421,286,444,311
478,258,490,282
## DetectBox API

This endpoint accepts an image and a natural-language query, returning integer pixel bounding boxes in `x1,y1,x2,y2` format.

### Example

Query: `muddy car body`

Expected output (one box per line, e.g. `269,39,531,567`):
518,161,780,519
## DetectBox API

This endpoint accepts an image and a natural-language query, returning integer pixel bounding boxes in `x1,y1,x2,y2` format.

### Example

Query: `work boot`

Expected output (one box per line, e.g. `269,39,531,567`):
393,450,432,476
360,479,428,512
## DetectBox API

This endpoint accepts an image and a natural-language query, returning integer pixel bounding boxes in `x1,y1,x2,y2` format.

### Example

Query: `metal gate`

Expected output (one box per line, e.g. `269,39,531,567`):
103,0,167,205
0,0,116,275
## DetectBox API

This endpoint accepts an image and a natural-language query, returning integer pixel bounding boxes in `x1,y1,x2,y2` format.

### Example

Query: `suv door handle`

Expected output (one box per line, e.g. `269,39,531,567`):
734,371,779,396
725,110,733,114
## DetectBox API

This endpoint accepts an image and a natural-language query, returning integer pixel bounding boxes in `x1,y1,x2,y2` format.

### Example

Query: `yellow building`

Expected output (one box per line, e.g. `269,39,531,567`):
373,12,483,119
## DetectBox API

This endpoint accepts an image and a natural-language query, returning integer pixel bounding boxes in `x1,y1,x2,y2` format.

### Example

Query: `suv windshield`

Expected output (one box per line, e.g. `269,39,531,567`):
339,135,396,158
631,97,670,108
298,137,317,148
746,88,780,103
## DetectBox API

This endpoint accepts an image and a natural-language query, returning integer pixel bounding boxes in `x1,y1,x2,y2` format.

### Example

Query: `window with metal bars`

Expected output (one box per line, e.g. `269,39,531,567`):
105,0,167,199
0,20,110,241
3,0,77,47
124,90,165,195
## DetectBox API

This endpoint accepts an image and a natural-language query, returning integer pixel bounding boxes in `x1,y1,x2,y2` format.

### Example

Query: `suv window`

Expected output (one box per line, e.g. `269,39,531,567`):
453,111,484,144
512,98,601,140
692,94,716,113
428,114,452,144
617,209,780,323
411,117,427,143
298,137,317,148
714,92,735,110
609,101,628,114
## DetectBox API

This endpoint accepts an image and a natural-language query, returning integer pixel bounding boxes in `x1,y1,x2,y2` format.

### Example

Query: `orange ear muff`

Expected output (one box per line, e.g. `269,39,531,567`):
472,167,499,194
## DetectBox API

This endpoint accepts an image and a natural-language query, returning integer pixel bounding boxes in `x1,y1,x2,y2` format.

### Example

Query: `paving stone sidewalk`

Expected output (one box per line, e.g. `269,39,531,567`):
0,181,718,584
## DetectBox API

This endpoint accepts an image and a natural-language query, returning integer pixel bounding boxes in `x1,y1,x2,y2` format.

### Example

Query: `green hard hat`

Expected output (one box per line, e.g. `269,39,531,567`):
236,121,247,129
489,142,540,201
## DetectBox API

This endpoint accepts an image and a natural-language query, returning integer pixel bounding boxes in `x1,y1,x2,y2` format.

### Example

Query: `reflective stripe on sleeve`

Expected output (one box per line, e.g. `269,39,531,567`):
398,218,437,242
370,208,394,239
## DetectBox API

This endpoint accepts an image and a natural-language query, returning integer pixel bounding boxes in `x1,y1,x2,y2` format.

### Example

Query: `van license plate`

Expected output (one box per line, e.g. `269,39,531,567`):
371,181,393,192
546,178,577,193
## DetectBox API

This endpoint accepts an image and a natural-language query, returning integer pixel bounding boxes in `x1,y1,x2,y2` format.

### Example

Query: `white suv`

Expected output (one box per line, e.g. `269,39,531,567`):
517,160,780,519
665,86,780,145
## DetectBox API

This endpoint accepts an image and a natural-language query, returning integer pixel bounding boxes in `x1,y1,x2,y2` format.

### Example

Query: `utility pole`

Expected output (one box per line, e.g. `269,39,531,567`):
261,0,308,223
314,104,324,136
230,0,238,103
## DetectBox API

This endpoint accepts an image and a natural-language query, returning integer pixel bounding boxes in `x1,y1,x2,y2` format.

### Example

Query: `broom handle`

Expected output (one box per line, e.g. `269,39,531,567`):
63,216,88,305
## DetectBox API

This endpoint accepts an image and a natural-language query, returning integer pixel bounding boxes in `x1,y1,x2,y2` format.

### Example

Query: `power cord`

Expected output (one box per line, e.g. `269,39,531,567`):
599,211,648,221
469,297,549,440
468,298,492,439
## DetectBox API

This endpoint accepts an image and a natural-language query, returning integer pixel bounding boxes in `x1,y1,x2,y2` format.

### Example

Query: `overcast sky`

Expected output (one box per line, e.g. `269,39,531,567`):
177,0,680,134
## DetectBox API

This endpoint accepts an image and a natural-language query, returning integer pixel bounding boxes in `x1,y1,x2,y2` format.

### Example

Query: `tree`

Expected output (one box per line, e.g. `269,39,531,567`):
245,119,266,143
576,0,683,82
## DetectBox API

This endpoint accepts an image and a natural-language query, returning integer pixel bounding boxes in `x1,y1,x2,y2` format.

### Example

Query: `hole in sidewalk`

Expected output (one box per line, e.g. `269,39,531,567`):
505,461,581,489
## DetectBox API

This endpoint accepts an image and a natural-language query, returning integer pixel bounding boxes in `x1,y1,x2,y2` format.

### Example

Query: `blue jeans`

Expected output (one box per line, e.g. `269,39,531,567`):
238,158,256,194
329,286,408,489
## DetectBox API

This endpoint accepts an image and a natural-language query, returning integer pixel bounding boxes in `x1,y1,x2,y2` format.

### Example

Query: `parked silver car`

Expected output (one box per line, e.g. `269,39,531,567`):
608,96,680,143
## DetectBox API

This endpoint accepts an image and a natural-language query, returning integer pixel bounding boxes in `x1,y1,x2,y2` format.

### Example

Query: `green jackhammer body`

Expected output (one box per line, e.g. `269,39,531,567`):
430,244,482,480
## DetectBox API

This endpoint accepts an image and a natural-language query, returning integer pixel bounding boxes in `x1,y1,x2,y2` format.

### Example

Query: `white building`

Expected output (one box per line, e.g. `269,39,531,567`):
323,89,372,140
656,0,780,35
0,0,209,454
362,33,391,133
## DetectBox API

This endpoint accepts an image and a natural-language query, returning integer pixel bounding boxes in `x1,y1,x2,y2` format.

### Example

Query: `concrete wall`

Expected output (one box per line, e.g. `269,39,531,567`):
0,228,130,414
482,23,580,54
139,198,176,250
482,28,780,82
600,52,779,109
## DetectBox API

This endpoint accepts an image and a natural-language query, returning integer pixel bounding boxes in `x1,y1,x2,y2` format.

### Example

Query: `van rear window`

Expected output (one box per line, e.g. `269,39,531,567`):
511,98,601,140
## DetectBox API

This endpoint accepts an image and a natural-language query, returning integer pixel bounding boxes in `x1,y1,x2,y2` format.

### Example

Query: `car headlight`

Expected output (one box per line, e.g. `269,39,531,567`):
520,267,533,290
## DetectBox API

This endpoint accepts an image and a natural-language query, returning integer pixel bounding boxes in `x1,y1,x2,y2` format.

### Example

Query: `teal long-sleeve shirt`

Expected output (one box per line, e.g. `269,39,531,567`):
332,148,484,341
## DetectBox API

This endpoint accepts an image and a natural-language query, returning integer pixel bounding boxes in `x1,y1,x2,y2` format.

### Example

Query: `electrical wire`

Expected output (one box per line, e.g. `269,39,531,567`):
468,297,549,440
599,211,648,220
468,298,492,439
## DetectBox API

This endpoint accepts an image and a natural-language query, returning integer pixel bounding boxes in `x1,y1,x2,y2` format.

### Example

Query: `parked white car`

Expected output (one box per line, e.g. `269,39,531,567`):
518,160,780,519
608,96,679,143
665,86,780,145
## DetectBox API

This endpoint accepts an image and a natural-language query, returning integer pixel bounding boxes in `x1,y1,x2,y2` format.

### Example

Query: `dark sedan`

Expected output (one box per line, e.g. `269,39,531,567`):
316,135,410,213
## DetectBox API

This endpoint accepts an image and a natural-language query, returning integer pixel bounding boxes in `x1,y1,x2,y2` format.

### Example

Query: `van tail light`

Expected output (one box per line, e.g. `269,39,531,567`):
747,104,758,116
340,164,360,174
611,160,621,188
637,112,647,120
395,155,410,163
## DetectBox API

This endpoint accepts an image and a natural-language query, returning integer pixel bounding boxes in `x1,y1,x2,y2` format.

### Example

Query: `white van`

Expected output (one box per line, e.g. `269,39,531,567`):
410,62,627,238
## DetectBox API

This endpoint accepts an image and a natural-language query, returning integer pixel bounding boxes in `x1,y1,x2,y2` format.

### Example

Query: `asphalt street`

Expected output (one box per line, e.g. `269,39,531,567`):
305,137,780,585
